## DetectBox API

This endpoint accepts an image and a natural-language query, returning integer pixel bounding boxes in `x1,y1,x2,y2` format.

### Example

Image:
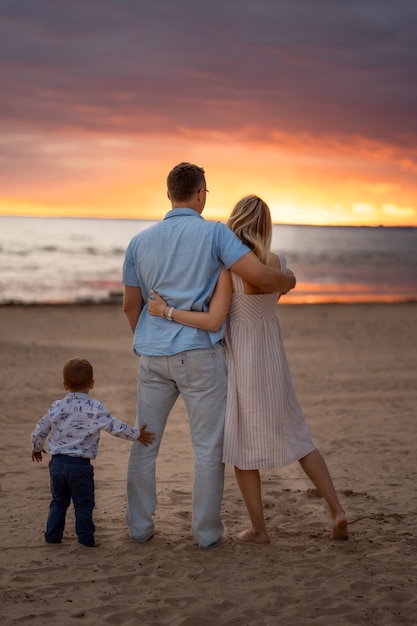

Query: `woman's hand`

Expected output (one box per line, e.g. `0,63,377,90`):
147,290,168,317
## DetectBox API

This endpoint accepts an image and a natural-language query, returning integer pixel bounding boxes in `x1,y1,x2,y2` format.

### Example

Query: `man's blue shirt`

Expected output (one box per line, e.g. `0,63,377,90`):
122,208,249,356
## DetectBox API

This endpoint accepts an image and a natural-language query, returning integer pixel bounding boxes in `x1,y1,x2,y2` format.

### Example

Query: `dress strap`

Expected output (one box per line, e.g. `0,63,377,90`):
232,256,286,293
277,253,287,273
231,272,245,294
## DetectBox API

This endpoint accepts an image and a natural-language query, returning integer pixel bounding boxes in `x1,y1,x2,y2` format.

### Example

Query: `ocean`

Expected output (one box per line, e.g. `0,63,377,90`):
0,216,416,305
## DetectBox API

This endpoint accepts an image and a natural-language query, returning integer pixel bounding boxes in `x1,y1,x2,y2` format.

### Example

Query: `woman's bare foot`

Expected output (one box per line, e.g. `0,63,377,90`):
234,529,271,544
331,513,349,540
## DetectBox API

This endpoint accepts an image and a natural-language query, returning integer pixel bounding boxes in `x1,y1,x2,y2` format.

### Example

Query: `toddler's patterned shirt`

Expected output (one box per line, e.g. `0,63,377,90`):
31,392,140,458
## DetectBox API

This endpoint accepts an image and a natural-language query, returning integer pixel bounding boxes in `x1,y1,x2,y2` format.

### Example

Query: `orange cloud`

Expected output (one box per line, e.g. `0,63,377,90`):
1,126,416,226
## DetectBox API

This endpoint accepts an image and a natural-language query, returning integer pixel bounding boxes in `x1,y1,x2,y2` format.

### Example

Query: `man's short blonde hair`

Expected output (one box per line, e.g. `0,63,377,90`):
167,162,206,202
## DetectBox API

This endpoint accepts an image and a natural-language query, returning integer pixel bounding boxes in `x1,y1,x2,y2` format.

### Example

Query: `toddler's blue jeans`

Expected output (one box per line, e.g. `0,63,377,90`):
46,454,95,547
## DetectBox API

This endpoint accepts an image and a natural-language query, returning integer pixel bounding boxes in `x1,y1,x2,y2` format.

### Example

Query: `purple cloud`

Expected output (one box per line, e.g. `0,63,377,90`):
0,0,416,146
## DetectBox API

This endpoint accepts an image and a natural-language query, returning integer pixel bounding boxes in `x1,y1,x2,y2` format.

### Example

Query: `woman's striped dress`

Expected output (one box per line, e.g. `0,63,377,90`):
222,269,316,470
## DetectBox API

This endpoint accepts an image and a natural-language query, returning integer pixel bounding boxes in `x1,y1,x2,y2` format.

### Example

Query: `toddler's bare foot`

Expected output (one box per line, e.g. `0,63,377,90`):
331,513,349,540
234,529,271,544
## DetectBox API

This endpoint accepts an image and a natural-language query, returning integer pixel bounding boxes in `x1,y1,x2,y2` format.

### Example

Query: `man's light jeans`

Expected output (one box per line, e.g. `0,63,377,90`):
126,343,227,549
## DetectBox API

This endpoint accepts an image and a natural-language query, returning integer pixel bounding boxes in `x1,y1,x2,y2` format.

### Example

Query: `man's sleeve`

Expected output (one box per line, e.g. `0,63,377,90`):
215,223,250,268
122,240,141,287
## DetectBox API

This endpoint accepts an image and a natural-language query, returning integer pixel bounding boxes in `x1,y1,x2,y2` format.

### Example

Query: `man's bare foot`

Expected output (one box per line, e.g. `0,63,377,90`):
331,513,349,540
234,529,271,545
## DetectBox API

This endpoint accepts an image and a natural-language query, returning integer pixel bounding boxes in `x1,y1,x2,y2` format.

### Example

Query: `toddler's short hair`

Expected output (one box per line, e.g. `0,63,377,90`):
63,357,93,391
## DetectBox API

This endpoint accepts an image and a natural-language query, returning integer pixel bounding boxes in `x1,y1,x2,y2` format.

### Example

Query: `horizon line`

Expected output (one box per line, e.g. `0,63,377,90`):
1,213,415,229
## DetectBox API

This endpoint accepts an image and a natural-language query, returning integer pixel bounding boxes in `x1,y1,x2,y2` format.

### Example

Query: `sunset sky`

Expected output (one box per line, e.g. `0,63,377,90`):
1,0,416,226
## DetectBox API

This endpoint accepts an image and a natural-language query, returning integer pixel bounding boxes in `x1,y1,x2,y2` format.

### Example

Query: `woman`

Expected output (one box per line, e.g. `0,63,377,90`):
148,195,348,543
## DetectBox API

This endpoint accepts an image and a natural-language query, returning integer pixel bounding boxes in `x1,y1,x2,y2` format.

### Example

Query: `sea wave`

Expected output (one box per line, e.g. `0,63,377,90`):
1,217,416,305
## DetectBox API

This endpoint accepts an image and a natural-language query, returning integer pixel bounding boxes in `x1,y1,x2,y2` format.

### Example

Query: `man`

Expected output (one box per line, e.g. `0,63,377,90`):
122,162,296,549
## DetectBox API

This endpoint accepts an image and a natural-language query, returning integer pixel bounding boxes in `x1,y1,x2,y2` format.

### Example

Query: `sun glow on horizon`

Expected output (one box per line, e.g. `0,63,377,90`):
1,197,416,227
1,132,416,227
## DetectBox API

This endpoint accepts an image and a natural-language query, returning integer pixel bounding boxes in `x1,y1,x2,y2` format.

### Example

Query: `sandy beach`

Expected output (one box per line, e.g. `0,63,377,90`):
1,302,416,626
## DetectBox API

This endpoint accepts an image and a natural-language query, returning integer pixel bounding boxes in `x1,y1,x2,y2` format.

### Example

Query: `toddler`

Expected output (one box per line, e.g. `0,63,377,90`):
31,356,155,547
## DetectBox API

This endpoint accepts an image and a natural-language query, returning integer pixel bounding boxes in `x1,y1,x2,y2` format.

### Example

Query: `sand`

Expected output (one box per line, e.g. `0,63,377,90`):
0,302,416,626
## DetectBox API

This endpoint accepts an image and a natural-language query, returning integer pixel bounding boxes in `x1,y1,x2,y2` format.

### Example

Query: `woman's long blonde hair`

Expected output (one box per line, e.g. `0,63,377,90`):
227,195,272,265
